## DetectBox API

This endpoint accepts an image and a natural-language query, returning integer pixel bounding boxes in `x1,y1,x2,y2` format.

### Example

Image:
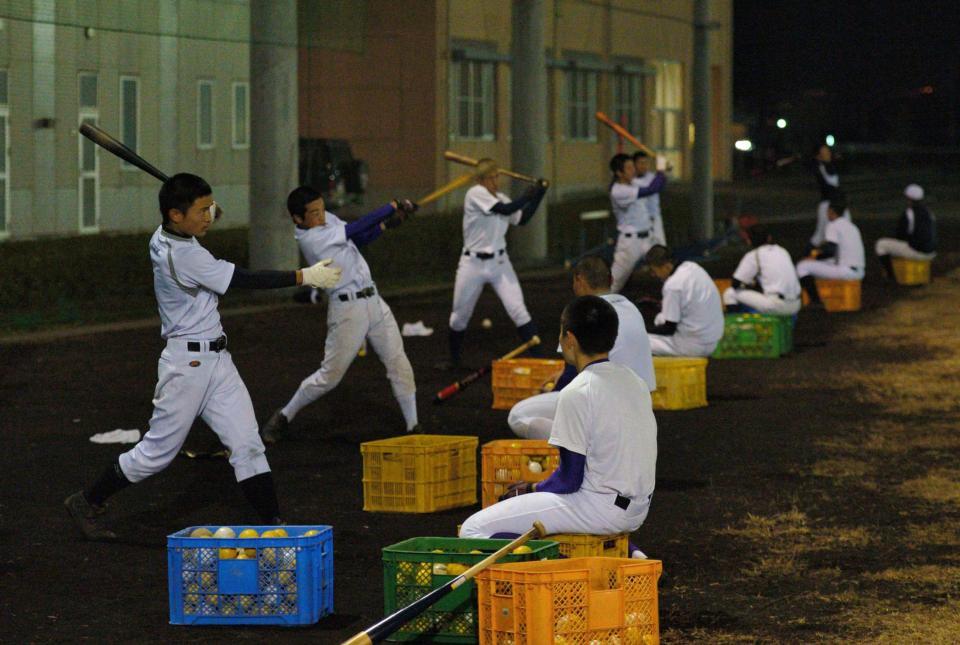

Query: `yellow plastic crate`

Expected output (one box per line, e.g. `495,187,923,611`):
491,358,565,410
801,279,861,312
651,357,708,410
547,532,630,558
892,257,931,285
360,435,478,513
480,439,560,507
714,278,732,311
476,557,663,645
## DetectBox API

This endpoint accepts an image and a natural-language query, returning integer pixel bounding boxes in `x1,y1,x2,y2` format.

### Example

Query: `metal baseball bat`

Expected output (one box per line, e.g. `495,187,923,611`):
416,172,476,207
340,521,547,645
443,150,547,186
595,111,657,158
433,335,541,404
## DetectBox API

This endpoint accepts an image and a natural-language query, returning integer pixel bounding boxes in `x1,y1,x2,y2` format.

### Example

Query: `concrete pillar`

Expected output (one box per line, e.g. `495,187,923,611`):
158,1,179,175
691,0,713,241
32,0,56,236
510,0,547,260
249,0,299,270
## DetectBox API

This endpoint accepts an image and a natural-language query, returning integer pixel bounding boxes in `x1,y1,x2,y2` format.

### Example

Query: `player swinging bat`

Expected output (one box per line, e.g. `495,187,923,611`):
444,150,549,187
434,336,541,403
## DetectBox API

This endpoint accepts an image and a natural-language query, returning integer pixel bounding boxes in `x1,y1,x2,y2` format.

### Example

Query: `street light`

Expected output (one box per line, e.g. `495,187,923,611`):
825,134,835,146
734,139,753,152
776,118,787,129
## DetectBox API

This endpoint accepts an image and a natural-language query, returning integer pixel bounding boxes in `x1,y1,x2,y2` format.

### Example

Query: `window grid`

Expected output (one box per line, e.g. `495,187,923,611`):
0,106,8,237
119,76,140,170
78,111,100,233
652,61,683,152
451,59,495,140
565,69,597,141
612,72,643,138
197,80,215,149
231,82,249,149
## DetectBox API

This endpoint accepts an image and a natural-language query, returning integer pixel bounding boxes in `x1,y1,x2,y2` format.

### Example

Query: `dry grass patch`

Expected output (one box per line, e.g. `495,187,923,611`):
899,469,960,504
905,521,960,546
864,564,960,590
811,458,871,478
661,628,758,644
835,597,960,644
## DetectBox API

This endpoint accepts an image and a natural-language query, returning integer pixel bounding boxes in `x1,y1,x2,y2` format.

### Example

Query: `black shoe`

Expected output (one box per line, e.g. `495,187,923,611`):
261,410,289,444
64,491,117,541
407,423,422,434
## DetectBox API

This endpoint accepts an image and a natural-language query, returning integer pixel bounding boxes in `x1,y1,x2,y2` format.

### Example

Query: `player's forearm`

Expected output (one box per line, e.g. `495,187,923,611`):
344,203,396,240
816,241,838,260
517,187,547,226
534,447,585,494
349,223,383,247
229,267,300,290
648,320,677,336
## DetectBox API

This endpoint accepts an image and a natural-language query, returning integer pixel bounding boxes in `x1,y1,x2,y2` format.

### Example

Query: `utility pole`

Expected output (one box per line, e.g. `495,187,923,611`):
691,0,714,241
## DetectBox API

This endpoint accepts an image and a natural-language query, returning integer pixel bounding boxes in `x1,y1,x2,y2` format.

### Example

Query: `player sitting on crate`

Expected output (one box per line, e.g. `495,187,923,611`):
796,192,865,308
722,224,802,316
508,256,656,440
875,183,936,280
460,295,656,560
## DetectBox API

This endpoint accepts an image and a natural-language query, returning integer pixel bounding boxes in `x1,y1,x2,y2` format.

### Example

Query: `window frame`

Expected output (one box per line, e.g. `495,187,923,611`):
118,75,140,170
197,79,215,150
78,110,100,233
449,57,497,141
231,81,250,149
0,102,9,240
564,67,598,142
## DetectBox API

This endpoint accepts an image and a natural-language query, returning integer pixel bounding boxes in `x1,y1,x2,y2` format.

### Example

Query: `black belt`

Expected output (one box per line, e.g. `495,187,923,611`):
338,286,376,302
622,231,650,239
464,249,505,260
187,335,227,352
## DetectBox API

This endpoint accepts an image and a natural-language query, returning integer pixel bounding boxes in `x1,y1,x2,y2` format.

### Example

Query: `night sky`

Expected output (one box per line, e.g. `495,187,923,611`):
734,0,960,146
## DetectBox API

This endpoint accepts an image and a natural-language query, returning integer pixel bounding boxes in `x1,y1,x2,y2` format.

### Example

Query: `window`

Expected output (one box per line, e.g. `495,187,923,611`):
565,69,597,141
0,70,8,238
231,82,249,148
79,73,99,232
119,76,139,169
652,61,683,151
612,71,644,138
197,80,214,149
450,59,495,140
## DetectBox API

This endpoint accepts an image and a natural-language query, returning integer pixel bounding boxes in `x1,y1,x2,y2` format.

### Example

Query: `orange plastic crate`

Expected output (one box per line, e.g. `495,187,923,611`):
476,557,663,645
891,257,931,285
548,532,630,558
651,357,708,410
491,358,565,410
714,278,732,310
360,435,478,513
801,279,861,312
481,439,559,507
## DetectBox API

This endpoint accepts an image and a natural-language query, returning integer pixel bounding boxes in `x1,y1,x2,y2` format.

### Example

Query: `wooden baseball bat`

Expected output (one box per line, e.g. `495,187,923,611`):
595,111,657,158
433,335,541,404
443,150,547,186
416,172,476,207
340,521,547,645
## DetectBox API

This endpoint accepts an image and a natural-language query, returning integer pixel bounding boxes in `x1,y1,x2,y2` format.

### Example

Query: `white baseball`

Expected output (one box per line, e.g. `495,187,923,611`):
527,461,542,473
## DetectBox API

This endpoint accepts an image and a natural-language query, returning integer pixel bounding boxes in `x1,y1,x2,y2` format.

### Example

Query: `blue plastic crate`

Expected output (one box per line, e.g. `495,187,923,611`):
167,525,333,626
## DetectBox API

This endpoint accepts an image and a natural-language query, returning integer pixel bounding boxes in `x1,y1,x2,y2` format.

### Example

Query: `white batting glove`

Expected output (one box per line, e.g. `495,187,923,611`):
301,259,342,289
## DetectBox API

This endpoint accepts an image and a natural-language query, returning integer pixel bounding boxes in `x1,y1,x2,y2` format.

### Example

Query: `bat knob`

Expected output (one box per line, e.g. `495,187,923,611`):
530,335,541,347
532,521,547,538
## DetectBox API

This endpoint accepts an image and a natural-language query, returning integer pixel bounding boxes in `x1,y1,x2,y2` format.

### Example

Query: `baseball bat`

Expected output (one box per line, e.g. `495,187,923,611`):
416,172,476,207
595,111,657,158
443,150,547,186
340,521,547,645
433,335,541,404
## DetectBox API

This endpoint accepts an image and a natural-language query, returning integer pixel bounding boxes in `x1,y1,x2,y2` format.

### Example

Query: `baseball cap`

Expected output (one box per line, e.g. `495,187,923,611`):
904,184,924,200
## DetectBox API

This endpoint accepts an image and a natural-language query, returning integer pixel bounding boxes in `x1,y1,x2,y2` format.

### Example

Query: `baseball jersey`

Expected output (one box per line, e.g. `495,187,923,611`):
549,361,656,501
660,261,724,344
601,293,657,391
609,182,650,233
633,172,661,224
732,244,801,299
295,213,374,296
824,217,865,269
150,226,234,340
462,184,522,253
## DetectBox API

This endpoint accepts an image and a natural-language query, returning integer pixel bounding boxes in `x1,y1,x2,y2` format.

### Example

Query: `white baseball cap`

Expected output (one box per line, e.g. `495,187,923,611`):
904,184,924,200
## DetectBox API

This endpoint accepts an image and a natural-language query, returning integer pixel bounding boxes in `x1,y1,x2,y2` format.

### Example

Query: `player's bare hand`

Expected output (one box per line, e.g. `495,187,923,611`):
499,481,534,501
301,258,342,289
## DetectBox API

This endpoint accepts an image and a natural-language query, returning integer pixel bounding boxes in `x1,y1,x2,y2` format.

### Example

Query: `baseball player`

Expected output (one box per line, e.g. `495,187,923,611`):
796,192,865,307
439,160,548,370
460,295,656,556
508,256,656,440
875,183,936,279
260,188,420,442
608,153,667,293
722,224,802,316
806,144,842,254
632,151,667,245
644,245,724,357
64,173,342,540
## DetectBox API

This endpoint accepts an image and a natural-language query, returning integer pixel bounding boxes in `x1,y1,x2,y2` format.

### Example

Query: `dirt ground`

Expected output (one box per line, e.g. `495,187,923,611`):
2,220,960,643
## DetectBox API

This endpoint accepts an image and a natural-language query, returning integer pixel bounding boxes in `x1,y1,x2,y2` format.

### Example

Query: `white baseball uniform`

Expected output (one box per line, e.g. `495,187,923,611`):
797,216,865,281
461,361,656,538
609,180,658,293
810,161,840,247
635,172,666,245
875,205,937,260
118,227,270,484
508,293,656,439
448,185,532,332
722,244,802,316
649,261,724,357
279,212,417,430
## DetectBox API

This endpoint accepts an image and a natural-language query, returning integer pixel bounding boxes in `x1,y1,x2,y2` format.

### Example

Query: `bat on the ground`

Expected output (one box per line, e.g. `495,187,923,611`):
417,173,476,207
340,521,546,645
434,335,541,404
444,151,548,187
595,111,657,158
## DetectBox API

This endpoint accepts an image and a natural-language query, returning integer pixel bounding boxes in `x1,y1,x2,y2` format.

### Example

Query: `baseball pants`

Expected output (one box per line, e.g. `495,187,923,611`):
119,341,269,483
281,295,417,427
649,333,718,357
508,391,560,440
449,253,531,332
875,238,935,260
796,259,864,281
723,287,801,316
459,487,651,538
810,200,830,247
611,232,655,293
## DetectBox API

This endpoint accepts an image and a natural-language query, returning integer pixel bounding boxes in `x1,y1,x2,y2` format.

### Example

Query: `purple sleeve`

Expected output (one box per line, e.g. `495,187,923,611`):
636,172,666,197
535,446,585,494
348,223,383,247
553,363,578,392
345,204,395,243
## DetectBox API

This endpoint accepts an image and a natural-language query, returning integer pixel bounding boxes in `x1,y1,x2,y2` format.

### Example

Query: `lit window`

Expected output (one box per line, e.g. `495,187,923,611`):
451,59,496,140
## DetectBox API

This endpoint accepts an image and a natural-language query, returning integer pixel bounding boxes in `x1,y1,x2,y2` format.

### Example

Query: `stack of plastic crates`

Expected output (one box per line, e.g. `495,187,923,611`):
476,557,663,644
650,357,708,410
891,257,931,285
491,358,565,410
167,525,333,625
802,279,861,312
382,536,560,642
546,532,630,558
480,439,559,507
361,435,478,513
712,313,793,359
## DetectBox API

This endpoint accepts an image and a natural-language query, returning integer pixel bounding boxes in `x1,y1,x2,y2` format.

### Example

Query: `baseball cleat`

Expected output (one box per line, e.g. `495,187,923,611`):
261,409,289,444
64,491,117,541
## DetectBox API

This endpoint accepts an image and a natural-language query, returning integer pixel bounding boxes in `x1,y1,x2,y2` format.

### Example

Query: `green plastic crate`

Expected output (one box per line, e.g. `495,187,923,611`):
713,314,792,359
382,536,560,643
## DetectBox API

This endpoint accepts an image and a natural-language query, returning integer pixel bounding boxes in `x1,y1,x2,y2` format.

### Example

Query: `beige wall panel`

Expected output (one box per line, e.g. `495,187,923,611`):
555,0,605,54
448,0,511,47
